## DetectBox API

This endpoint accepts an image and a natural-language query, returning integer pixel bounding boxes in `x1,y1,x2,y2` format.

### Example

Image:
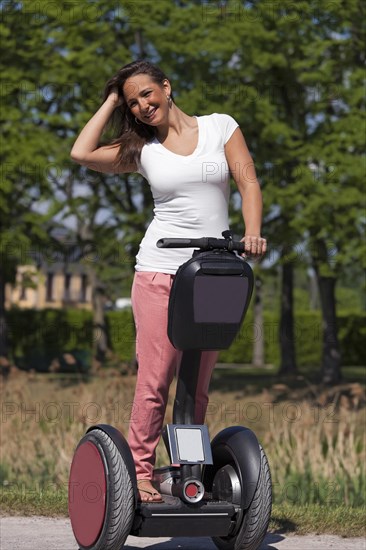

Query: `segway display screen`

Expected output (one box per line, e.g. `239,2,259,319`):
193,276,249,323
175,428,205,461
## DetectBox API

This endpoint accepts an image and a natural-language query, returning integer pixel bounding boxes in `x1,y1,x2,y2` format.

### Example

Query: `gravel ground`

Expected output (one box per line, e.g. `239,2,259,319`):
0,517,365,550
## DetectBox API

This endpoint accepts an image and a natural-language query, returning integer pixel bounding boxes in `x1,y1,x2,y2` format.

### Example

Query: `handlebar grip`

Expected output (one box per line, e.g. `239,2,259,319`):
157,238,208,248
157,237,246,253
233,241,245,253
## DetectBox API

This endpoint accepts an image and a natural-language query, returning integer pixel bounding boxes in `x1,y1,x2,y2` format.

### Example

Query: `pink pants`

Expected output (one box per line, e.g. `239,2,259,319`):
128,271,219,480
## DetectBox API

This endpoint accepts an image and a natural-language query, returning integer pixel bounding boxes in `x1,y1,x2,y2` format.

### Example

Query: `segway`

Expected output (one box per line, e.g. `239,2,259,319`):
68,230,272,550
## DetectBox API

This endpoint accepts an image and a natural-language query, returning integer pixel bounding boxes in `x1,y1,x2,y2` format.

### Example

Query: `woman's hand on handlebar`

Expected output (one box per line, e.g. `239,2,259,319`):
240,235,267,259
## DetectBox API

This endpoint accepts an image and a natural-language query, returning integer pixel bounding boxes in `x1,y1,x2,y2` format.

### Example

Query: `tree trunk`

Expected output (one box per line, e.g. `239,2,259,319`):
90,270,108,365
315,273,342,384
312,238,342,385
135,29,146,58
0,263,8,357
278,260,297,375
252,275,265,367
308,268,319,310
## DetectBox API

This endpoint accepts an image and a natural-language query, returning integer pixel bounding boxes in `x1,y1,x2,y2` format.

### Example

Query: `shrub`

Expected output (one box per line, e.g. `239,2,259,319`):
5,308,366,367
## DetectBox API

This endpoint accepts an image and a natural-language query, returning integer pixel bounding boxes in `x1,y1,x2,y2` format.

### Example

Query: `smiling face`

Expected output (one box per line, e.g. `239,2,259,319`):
123,74,171,126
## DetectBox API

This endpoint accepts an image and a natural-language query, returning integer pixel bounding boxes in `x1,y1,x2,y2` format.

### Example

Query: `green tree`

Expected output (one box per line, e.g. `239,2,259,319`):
1,0,154,363
37,0,155,363
2,0,364,381
0,1,64,356
288,0,365,383
191,0,365,382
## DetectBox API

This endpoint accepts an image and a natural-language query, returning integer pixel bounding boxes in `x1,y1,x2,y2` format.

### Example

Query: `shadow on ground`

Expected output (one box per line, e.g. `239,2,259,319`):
125,532,286,549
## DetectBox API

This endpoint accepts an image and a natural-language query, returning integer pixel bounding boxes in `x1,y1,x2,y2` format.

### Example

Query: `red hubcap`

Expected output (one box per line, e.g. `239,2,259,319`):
185,483,199,498
68,441,107,547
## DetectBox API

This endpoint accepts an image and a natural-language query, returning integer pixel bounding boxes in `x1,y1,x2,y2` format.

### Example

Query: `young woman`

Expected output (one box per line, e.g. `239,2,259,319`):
71,60,267,502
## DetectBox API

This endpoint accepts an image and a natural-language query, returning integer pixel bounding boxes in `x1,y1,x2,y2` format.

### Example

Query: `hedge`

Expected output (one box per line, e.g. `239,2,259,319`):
5,308,366,368
219,311,366,366
7,308,92,357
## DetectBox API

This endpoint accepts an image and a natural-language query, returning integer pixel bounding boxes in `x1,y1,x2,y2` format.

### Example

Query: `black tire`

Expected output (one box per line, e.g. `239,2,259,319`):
69,428,135,550
212,445,272,550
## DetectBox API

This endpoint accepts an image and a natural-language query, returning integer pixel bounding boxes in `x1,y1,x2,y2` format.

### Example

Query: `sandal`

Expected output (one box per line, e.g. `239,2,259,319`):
137,479,163,503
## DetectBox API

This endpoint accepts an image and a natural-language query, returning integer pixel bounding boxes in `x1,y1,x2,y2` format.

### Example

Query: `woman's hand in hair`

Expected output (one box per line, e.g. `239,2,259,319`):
107,86,123,107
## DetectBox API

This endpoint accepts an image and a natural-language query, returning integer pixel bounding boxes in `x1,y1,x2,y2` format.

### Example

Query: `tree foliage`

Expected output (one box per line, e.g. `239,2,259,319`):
1,0,364,379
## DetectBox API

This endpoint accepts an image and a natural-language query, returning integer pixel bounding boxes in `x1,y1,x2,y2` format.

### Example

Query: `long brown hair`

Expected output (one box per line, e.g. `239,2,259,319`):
102,60,173,169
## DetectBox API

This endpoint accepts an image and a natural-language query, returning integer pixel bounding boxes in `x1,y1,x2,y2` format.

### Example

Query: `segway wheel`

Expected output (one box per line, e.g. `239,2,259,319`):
212,445,272,550
69,428,135,550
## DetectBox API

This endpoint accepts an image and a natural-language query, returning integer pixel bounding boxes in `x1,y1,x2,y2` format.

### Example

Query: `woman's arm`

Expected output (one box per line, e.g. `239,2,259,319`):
70,91,135,173
224,127,267,257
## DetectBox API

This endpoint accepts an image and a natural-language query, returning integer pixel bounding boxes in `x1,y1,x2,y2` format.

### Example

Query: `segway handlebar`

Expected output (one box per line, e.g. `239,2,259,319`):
156,236,245,253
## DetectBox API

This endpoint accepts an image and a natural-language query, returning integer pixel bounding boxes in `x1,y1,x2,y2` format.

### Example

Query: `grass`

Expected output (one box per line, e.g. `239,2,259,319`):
0,366,365,536
270,504,366,537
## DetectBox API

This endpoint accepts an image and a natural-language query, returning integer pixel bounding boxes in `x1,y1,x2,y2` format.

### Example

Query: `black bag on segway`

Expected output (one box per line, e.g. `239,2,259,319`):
168,250,254,351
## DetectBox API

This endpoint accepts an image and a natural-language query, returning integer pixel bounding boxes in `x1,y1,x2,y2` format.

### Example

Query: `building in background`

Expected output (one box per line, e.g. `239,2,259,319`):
5,262,92,310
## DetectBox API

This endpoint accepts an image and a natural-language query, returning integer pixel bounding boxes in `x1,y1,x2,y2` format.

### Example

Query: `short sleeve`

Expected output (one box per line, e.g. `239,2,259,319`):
212,113,239,145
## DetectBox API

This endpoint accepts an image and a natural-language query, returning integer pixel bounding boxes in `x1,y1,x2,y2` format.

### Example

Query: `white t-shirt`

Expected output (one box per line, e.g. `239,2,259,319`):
135,112,239,274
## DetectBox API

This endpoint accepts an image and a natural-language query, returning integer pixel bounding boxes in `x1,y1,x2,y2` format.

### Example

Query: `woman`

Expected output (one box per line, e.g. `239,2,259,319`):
70,60,267,502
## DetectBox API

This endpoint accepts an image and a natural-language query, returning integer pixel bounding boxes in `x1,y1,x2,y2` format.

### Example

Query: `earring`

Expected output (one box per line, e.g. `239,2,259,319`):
166,95,172,106
135,116,142,125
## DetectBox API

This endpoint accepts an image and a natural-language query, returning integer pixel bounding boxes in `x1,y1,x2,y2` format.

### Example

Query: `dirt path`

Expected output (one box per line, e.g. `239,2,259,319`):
1,516,365,550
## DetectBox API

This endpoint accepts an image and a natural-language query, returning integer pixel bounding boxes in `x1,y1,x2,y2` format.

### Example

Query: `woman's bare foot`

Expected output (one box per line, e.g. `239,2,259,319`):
137,479,163,503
